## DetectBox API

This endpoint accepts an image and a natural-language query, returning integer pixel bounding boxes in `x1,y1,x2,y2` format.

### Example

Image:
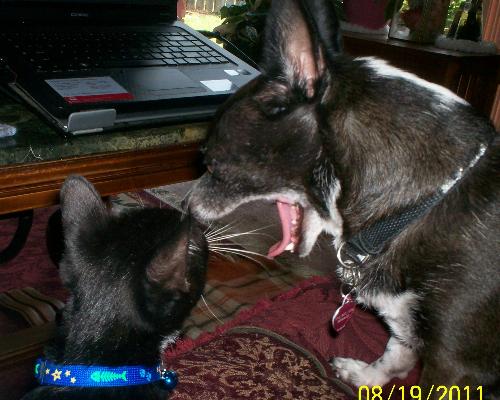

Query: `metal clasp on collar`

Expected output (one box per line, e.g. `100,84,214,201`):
160,369,178,390
336,242,368,289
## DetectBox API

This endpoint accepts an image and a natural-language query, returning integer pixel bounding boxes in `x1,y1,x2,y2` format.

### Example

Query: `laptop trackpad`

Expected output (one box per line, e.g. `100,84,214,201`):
125,68,207,98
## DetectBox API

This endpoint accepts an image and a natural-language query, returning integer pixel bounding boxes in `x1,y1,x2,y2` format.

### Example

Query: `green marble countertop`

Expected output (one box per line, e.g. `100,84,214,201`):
0,91,208,167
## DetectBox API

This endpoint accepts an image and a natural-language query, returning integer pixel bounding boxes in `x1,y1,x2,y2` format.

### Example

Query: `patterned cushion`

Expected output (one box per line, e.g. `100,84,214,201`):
168,326,352,399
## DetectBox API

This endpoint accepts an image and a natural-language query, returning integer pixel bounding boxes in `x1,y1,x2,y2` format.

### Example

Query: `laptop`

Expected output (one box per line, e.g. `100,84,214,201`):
0,0,260,135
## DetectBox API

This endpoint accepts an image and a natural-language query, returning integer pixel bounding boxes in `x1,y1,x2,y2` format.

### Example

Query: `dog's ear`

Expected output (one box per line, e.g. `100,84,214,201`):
261,0,341,98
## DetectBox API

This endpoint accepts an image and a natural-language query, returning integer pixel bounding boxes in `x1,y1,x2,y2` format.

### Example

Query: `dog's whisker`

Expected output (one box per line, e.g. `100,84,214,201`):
205,222,238,239
207,225,275,242
207,232,274,242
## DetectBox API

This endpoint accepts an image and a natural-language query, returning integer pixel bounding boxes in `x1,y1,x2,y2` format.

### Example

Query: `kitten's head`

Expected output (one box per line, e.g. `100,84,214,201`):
56,175,207,362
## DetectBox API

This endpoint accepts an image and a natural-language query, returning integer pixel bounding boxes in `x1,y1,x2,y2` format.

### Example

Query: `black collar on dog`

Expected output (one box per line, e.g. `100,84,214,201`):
341,143,489,266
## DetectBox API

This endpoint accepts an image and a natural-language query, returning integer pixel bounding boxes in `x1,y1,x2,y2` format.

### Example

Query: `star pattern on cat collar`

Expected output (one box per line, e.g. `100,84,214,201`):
34,358,178,389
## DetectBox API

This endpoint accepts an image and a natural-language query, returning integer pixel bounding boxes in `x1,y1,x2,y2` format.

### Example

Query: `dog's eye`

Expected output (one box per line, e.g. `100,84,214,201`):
268,105,288,116
261,103,289,118
204,158,220,178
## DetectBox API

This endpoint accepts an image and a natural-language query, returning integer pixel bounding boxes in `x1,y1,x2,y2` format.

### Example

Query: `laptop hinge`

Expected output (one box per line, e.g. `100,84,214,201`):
67,109,116,134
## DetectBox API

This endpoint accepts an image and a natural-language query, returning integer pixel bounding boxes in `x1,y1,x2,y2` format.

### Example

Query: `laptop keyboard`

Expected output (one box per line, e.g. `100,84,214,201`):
1,29,230,73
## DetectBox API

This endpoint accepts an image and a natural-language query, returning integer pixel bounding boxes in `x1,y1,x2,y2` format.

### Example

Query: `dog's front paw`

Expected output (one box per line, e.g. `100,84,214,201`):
331,357,369,386
331,357,391,387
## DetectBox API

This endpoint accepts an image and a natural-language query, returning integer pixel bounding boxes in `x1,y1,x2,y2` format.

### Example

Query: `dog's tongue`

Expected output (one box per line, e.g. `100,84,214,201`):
268,200,302,259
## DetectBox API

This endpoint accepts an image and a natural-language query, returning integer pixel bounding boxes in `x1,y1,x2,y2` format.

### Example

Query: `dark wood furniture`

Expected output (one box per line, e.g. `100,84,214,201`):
343,32,500,118
0,142,202,214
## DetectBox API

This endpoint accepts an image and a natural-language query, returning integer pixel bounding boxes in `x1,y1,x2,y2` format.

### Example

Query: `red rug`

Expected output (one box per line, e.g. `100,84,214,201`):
165,275,421,399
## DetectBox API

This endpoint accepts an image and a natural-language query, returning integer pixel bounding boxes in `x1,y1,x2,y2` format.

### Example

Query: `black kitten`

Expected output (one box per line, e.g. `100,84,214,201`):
23,175,207,399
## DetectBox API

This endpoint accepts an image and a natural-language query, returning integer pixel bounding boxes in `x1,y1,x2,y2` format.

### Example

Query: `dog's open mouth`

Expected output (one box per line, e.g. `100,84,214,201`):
268,200,303,258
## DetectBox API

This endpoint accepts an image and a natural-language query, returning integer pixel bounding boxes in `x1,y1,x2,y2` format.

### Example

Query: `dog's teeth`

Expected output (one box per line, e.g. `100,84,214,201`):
285,243,294,251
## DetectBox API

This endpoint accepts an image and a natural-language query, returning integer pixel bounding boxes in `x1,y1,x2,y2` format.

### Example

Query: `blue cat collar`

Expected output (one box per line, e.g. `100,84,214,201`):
34,358,178,389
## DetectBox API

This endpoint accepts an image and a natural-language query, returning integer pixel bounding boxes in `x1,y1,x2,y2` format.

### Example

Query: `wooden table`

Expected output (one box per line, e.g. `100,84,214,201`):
0,92,207,215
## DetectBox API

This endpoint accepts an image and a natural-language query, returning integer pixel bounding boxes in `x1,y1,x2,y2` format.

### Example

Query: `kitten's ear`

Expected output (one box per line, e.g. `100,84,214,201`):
147,222,190,292
261,0,341,98
60,175,107,235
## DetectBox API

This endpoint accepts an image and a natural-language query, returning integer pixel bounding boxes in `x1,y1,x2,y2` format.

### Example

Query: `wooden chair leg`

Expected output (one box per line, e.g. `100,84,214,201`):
0,287,63,368
0,210,34,264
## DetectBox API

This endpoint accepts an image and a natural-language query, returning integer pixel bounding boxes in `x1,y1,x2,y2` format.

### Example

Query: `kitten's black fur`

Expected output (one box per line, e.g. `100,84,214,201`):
23,175,207,399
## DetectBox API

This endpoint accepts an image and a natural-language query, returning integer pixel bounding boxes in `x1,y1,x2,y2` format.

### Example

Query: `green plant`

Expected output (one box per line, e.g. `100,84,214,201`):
385,0,465,24
213,0,270,63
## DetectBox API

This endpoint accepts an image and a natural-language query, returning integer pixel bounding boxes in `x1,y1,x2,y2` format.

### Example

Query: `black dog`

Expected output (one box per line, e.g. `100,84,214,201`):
189,0,499,391
23,176,207,399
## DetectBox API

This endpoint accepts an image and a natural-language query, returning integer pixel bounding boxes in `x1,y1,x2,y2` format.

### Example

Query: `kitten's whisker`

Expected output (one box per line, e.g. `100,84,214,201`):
207,246,267,258
208,246,269,270
208,242,259,248
200,294,224,325
210,249,269,271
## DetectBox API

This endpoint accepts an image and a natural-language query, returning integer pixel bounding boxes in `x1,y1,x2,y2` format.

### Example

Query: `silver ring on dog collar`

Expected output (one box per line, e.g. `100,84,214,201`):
336,242,361,288
336,242,355,269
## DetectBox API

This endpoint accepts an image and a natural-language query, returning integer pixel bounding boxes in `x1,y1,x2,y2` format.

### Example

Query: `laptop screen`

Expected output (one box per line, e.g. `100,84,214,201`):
0,0,176,23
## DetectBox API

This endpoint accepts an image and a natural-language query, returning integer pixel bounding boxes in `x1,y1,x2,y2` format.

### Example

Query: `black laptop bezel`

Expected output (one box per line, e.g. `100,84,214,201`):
0,0,176,24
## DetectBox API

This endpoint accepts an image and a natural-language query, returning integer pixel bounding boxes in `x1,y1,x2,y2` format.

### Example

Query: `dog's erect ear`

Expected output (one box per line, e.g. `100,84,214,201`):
261,0,341,97
300,0,342,59
60,175,107,235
